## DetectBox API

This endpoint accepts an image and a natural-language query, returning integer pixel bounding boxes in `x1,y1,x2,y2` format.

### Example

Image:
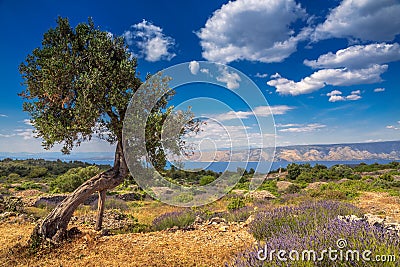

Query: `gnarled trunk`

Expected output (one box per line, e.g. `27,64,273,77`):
31,142,129,243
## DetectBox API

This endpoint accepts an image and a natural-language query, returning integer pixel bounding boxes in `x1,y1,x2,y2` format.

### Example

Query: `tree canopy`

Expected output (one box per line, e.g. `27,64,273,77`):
19,17,141,153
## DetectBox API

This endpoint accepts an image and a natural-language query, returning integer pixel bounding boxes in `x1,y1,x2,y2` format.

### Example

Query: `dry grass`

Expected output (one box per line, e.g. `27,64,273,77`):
0,220,254,267
355,191,400,221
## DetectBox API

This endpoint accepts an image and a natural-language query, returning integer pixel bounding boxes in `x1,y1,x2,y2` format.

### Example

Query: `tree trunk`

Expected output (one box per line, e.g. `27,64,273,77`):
31,141,129,243
95,190,106,231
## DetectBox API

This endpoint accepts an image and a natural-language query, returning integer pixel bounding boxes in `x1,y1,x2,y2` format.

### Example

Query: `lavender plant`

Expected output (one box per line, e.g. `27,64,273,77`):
152,209,196,231
229,201,400,266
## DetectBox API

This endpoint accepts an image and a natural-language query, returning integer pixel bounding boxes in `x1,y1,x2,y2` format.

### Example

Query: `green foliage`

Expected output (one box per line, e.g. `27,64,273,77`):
287,163,301,180
353,161,400,172
19,17,141,153
28,167,48,178
0,158,107,180
0,196,24,213
15,181,42,191
152,210,196,231
49,166,101,193
199,175,216,186
257,179,278,196
227,197,245,211
285,183,301,194
173,192,194,204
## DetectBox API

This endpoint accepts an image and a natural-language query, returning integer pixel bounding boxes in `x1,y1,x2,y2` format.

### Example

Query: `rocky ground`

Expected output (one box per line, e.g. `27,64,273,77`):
0,191,399,266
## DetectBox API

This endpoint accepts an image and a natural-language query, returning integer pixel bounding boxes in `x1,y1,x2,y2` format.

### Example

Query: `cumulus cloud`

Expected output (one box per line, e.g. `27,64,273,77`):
15,129,36,140
386,121,400,130
216,66,241,89
374,87,385,92
267,64,387,95
0,133,15,138
197,0,309,63
327,90,343,96
304,43,400,69
278,123,326,133
123,19,176,62
255,73,268,78
188,61,200,75
327,89,361,102
328,95,345,102
313,0,400,42
211,105,294,122
23,119,33,126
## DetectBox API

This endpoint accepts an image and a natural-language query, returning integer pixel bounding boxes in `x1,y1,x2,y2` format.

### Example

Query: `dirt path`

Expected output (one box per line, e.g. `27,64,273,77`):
1,221,254,267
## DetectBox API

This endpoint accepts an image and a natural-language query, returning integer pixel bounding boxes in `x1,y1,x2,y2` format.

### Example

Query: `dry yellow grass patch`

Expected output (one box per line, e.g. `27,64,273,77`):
356,191,400,221
1,220,254,267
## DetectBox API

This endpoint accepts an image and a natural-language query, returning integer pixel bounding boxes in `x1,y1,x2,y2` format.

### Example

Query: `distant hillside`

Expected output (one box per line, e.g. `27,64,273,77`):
275,140,400,162
189,140,400,162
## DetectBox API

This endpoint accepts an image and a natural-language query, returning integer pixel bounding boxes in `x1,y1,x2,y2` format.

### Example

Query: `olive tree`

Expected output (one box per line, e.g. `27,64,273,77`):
19,17,178,243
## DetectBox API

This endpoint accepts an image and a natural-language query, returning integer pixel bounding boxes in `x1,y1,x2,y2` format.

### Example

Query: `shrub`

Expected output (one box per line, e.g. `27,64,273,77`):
219,206,253,222
231,218,400,267
0,196,24,213
227,197,245,211
249,200,363,241
172,192,194,204
49,166,100,193
199,175,216,186
15,181,42,191
152,210,196,231
285,184,301,194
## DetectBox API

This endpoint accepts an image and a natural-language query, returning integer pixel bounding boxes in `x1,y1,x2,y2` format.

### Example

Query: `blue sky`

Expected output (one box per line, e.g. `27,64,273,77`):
0,0,399,153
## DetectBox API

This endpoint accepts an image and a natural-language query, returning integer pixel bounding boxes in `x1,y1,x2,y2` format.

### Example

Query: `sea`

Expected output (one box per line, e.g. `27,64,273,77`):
0,152,398,174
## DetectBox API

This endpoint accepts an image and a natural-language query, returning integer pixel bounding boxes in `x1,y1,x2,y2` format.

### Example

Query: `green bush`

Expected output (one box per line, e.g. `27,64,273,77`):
15,181,42,191
50,166,101,193
227,197,245,211
199,175,216,186
152,210,196,231
0,196,24,213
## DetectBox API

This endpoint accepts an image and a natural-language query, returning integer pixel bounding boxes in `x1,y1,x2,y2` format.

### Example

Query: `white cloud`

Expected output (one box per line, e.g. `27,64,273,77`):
327,89,361,102
386,121,400,130
200,68,210,75
278,123,326,133
216,66,241,89
327,90,342,96
23,119,33,126
313,0,400,42
304,43,400,69
210,105,294,122
0,114,7,117
0,133,15,138
268,105,295,115
123,19,176,62
374,87,385,92
328,95,345,102
16,129,36,140
188,61,200,75
267,64,387,95
197,0,309,63
255,73,268,78
275,123,301,128
346,93,361,101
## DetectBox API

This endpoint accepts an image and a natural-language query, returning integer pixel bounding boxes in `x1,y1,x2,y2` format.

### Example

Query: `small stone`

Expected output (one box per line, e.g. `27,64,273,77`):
209,217,226,224
219,225,229,232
